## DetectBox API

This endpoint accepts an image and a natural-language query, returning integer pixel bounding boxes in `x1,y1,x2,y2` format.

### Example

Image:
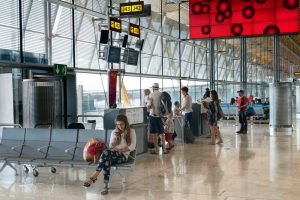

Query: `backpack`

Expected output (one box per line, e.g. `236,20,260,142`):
160,91,172,116
83,138,107,163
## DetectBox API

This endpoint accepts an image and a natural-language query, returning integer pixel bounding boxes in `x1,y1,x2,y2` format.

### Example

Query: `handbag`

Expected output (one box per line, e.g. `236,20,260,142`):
245,107,256,117
217,103,225,121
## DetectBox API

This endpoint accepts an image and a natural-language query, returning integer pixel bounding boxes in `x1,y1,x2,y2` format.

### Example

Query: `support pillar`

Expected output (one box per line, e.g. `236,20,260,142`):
240,37,247,92
296,86,300,119
269,35,292,134
273,35,280,82
269,82,292,134
209,39,215,90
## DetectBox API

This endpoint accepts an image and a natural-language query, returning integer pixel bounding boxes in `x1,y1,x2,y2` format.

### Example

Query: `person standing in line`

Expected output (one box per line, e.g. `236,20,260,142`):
236,90,249,134
144,89,151,147
173,101,183,116
144,89,151,110
202,90,223,145
180,87,193,128
230,98,236,105
263,97,270,120
203,88,211,99
147,83,168,154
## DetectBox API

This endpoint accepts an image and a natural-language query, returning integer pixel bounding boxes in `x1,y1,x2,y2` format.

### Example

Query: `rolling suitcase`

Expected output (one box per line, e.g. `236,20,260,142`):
184,127,195,144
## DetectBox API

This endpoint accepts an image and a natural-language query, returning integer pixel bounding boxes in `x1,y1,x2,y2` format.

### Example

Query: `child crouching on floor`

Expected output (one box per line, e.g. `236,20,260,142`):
164,111,175,150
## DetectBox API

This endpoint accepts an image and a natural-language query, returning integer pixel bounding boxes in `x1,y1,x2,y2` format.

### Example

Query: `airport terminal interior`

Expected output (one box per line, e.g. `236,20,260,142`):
1,0,300,199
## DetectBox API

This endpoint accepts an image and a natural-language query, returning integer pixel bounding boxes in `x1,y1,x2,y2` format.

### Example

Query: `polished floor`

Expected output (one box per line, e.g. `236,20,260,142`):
1,121,300,200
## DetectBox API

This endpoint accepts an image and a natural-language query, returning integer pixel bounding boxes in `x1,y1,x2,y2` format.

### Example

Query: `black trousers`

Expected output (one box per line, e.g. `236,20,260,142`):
238,111,247,131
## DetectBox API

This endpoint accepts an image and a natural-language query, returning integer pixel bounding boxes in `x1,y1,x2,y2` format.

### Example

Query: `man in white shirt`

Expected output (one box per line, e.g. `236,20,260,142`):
181,86,193,128
146,83,167,154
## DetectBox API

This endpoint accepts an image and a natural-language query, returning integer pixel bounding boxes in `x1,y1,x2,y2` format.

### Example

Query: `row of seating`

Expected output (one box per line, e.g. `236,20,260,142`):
0,128,136,183
220,104,269,119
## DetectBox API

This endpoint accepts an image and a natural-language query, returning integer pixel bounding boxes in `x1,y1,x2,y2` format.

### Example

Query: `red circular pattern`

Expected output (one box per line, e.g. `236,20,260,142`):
224,10,233,18
217,0,231,13
263,25,280,34
191,0,293,37
201,4,210,14
202,25,211,35
283,0,299,9
255,0,267,4
192,2,202,15
215,13,225,23
231,24,244,36
242,6,255,19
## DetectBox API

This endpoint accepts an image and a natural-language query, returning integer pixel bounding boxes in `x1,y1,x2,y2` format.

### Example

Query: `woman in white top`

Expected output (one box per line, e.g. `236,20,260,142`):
181,86,193,128
144,89,151,109
83,114,136,195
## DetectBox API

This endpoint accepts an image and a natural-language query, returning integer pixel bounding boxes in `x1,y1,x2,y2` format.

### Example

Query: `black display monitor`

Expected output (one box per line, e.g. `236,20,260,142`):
122,35,128,48
100,30,109,44
135,39,144,51
105,46,121,63
123,48,139,66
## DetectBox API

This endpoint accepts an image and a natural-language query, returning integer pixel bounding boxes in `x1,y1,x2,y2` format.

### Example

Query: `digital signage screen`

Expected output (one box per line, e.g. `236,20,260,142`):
105,46,121,63
189,0,299,39
123,48,140,66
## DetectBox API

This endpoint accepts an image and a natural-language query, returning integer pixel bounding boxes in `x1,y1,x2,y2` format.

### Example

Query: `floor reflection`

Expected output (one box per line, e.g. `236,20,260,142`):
203,146,224,199
2,122,300,199
238,135,255,176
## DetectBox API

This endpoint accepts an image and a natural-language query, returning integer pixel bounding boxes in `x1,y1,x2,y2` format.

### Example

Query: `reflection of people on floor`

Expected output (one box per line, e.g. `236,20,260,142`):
238,136,255,176
204,147,224,198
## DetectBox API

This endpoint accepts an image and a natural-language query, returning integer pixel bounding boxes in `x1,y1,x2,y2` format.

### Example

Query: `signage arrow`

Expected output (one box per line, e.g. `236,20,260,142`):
56,66,60,74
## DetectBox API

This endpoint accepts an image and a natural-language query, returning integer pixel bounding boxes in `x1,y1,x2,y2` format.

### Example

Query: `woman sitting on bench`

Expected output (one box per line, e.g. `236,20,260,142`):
83,114,136,195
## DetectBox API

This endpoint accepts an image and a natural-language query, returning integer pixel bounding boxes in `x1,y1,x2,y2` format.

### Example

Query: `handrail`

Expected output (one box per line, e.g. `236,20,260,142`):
0,123,23,128
76,115,104,122
77,115,104,118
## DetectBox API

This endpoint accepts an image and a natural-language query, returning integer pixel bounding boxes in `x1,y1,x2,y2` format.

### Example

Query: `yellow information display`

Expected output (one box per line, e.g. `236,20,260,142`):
120,2,144,16
129,23,140,38
294,72,300,77
109,17,122,33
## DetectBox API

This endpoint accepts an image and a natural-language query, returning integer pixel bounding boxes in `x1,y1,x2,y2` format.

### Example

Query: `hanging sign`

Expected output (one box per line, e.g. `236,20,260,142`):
110,17,122,33
108,70,118,108
120,1,144,16
129,23,140,38
294,72,300,77
53,64,67,76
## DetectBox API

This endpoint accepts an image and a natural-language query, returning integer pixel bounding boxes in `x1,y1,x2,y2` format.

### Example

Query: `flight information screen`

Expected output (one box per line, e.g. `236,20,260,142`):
189,0,299,39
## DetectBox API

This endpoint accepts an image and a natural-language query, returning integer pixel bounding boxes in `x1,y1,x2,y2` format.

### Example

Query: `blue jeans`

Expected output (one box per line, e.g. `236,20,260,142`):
238,111,247,131
184,112,193,128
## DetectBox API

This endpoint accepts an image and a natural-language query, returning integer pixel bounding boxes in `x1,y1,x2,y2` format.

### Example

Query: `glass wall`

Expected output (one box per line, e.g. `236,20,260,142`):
0,0,299,127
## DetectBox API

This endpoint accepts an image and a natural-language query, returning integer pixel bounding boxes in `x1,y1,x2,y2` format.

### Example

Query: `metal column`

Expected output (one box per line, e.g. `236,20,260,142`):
273,35,280,82
240,37,247,92
269,35,293,134
209,39,215,90
296,86,300,119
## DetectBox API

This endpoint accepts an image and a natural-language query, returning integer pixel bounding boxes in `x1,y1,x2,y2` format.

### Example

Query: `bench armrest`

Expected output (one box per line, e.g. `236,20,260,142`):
11,144,24,152
65,146,76,153
37,146,49,154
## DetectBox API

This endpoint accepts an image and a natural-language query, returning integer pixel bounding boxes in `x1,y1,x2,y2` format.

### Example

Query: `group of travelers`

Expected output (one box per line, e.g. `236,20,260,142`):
144,83,194,154
144,84,226,148
81,83,266,195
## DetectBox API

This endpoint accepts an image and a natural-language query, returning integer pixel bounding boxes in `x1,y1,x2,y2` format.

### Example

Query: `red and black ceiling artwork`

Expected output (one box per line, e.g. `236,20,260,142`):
189,0,299,39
